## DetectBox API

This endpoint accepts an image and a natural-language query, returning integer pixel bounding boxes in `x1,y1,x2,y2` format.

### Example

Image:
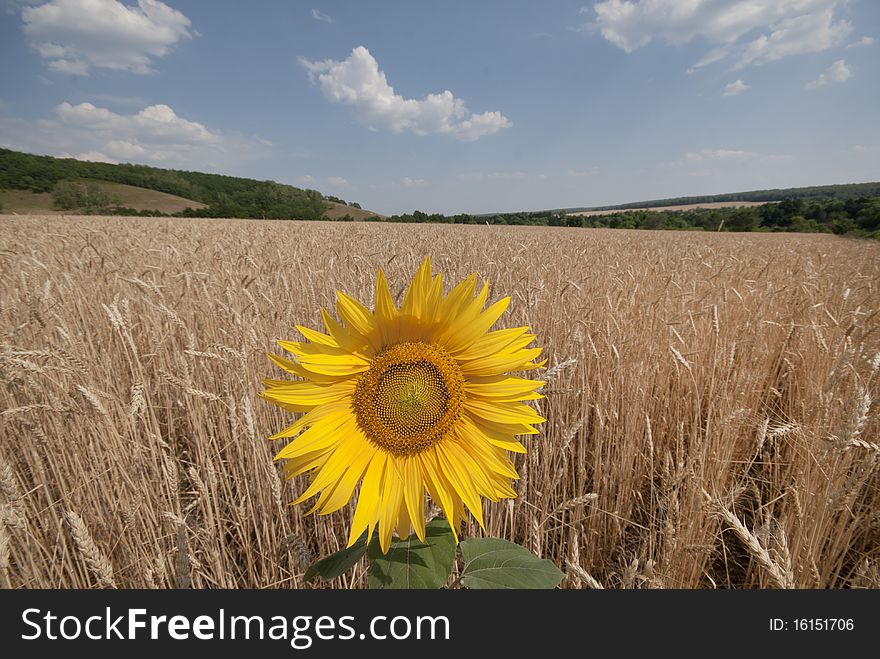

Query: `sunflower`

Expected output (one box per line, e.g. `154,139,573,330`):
261,257,545,553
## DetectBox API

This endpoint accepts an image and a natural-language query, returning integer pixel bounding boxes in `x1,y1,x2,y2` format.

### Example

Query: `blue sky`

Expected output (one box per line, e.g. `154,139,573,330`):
1,0,878,215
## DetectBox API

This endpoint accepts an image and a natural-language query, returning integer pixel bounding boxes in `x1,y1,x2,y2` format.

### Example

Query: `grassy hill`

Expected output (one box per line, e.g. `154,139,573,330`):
0,180,207,214
0,148,377,220
323,201,385,221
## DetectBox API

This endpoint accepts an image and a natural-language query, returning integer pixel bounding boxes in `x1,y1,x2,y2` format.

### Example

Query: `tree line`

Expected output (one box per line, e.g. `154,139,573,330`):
385,198,880,238
563,181,880,212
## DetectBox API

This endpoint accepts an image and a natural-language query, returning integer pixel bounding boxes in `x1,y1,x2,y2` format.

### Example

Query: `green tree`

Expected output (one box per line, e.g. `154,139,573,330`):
52,181,112,211
724,207,760,232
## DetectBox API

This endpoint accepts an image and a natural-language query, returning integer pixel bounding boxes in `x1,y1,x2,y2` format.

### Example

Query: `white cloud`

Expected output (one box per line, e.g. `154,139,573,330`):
847,36,875,49
22,0,193,75
299,46,511,141
722,79,750,96
56,101,220,144
402,177,427,188
311,8,333,23
47,57,89,76
805,59,852,89
105,139,146,159
734,10,851,68
587,1,851,70
0,100,268,171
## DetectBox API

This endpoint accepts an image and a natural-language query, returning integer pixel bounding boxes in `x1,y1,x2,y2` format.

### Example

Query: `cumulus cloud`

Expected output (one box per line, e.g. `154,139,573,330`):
56,101,220,145
586,0,851,70
402,177,427,188
22,0,193,75
0,100,269,171
299,46,511,141
311,8,333,23
722,79,749,96
805,59,852,89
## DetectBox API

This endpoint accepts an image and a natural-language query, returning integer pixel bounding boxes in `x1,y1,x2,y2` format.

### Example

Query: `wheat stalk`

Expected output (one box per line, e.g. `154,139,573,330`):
64,511,117,588
709,501,793,588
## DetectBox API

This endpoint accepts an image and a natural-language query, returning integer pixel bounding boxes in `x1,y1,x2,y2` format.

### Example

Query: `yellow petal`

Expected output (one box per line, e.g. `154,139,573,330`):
433,281,488,345
465,376,545,402
459,347,544,377
453,418,521,479
374,269,400,347
420,449,462,543
348,451,387,547
464,399,546,425
400,257,433,320
378,461,404,553
403,457,426,542
456,326,530,362
321,307,369,353
293,431,371,505
296,324,339,347
267,399,353,440
437,442,485,526
444,296,510,354
336,291,378,344
274,411,356,460
311,439,377,515
262,379,355,410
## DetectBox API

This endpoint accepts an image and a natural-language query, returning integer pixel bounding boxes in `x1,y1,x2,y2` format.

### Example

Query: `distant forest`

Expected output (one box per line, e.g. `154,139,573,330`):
1,148,878,237
561,181,880,212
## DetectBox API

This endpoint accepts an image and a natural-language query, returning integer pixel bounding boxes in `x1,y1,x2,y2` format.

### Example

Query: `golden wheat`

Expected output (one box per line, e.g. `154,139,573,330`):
1,214,878,588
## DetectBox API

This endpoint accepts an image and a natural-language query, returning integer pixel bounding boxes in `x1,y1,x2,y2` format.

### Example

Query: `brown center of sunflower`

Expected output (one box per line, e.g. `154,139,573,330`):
353,341,464,456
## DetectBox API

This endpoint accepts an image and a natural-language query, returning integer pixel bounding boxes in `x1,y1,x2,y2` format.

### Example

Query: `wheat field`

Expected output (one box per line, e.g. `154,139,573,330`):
1,214,878,589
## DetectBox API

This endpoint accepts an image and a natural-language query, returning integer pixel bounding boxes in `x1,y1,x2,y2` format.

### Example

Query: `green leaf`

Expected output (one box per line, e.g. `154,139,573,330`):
304,531,369,582
459,538,564,589
367,518,456,589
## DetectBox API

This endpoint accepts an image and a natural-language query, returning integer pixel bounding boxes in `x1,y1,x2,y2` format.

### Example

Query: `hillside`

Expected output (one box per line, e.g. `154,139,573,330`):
0,180,207,215
0,148,374,220
323,201,385,221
